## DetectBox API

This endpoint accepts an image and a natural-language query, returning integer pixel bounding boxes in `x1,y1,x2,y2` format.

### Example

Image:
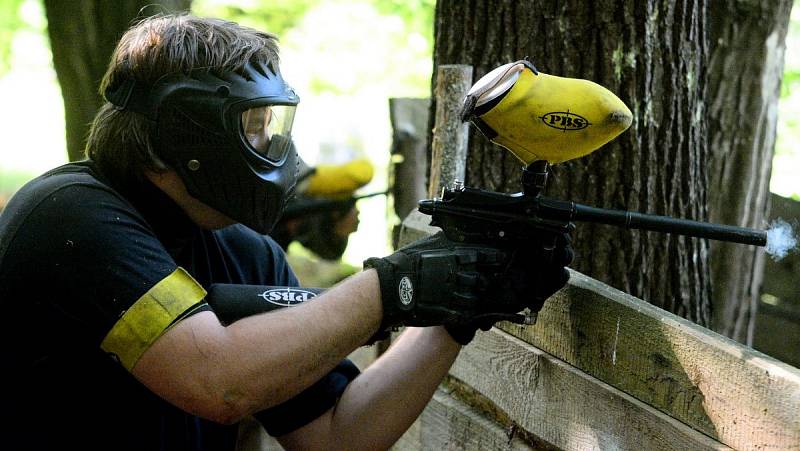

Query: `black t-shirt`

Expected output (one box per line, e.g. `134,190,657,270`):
0,161,358,450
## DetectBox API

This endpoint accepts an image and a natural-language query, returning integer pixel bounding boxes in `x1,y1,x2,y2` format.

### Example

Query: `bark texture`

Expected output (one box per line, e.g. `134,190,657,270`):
433,0,712,325
706,0,792,344
44,0,192,162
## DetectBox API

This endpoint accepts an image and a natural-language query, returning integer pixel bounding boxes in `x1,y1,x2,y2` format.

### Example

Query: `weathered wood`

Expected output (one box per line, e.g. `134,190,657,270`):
399,212,800,450
394,387,543,450
428,64,472,198
498,274,800,450
415,388,537,450
450,328,729,451
389,98,431,222
389,98,431,250
397,208,440,248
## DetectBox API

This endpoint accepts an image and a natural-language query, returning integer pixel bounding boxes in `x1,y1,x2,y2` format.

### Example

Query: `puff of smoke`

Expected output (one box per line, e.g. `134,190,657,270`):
765,218,798,261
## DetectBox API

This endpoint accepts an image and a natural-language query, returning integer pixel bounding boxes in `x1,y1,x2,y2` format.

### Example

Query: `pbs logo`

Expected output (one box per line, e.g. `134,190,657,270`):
540,111,591,131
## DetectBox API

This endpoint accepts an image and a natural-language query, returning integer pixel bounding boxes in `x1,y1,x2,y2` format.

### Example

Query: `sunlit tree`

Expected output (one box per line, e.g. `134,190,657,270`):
43,0,192,162
431,0,793,335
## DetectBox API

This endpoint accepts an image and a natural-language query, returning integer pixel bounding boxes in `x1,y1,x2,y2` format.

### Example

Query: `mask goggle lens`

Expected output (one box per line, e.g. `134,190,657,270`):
241,105,296,162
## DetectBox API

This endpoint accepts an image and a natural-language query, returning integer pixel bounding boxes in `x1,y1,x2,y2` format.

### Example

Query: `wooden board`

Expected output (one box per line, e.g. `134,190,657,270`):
394,388,538,451
496,272,800,450
450,328,729,450
388,97,430,228
397,208,440,247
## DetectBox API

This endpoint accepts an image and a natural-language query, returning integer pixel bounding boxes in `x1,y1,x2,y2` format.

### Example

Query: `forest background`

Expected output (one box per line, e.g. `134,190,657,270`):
1,0,798,266
1,0,799,359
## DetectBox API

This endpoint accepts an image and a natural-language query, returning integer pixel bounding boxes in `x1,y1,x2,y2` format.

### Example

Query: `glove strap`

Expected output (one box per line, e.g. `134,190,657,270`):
363,256,414,337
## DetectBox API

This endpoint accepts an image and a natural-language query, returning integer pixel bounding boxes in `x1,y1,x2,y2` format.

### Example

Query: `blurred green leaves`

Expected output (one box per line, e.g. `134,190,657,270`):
191,0,434,97
783,70,800,98
191,0,320,37
193,0,434,43
372,0,434,37
0,0,29,75
771,1,800,197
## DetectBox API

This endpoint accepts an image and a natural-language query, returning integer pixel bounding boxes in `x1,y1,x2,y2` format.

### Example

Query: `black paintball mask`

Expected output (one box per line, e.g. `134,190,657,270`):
105,60,300,234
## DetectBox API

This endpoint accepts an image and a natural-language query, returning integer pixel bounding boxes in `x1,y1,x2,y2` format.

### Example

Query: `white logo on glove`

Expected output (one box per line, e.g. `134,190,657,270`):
398,276,413,305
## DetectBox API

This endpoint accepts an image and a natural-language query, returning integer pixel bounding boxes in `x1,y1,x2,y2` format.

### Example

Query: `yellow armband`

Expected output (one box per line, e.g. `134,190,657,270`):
101,267,207,371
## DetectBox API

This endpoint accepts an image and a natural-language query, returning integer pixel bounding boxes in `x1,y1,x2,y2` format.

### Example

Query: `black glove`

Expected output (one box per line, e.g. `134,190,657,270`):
363,227,574,344
445,225,575,344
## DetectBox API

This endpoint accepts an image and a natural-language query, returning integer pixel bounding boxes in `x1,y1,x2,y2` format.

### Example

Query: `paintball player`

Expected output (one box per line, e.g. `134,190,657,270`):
0,13,573,451
272,157,375,261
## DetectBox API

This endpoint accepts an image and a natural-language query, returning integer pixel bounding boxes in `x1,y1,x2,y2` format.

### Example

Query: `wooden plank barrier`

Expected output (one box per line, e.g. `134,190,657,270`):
395,210,800,451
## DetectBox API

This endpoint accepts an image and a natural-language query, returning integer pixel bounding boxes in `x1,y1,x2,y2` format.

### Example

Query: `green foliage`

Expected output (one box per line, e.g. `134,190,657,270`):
782,70,800,98
190,0,436,98
372,0,435,37
194,0,435,42
286,1,434,97
0,0,26,75
191,0,321,36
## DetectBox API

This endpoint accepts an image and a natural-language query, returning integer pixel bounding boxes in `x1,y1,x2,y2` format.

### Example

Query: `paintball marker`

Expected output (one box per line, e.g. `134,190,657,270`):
281,190,387,220
418,60,767,251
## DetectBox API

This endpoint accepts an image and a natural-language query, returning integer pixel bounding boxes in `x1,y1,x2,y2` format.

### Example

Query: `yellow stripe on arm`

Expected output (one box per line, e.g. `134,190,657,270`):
101,267,207,371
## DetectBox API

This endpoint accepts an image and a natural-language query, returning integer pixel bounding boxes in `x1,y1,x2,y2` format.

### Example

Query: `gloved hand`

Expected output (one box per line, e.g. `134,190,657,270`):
445,226,574,344
363,227,574,344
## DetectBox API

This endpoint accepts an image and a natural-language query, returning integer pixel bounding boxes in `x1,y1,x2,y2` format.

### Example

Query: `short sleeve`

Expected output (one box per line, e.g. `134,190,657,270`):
210,224,300,288
1,179,202,365
253,359,361,436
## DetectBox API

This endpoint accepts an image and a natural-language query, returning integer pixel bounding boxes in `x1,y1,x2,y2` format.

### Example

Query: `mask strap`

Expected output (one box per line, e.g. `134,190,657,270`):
104,76,161,120
520,58,539,75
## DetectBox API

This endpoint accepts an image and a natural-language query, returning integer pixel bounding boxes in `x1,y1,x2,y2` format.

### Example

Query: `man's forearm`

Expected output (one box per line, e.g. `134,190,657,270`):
133,269,384,424
341,326,461,449
280,326,461,450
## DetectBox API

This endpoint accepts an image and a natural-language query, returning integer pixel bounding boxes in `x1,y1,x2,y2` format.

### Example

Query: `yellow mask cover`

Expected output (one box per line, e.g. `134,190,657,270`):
304,158,374,199
463,61,633,165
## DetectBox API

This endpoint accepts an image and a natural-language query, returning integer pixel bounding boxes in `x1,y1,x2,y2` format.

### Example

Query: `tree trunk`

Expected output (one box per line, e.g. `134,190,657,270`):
433,0,712,325
706,0,793,345
44,0,192,162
